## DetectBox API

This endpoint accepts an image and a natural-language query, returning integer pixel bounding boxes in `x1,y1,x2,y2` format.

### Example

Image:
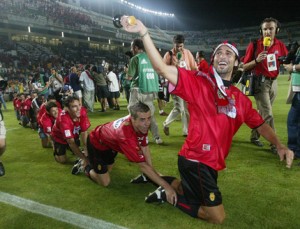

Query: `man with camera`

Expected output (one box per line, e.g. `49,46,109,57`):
283,42,300,160
243,17,288,153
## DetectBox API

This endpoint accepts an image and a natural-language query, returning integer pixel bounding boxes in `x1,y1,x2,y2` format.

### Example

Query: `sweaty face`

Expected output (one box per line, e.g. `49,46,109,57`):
213,46,237,79
261,21,277,40
49,107,59,118
68,100,81,119
131,111,151,134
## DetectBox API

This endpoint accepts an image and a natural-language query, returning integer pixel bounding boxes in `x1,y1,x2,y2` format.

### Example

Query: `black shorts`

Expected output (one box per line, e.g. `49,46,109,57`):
178,155,222,207
158,91,164,100
97,85,109,99
110,91,120,99
87,137,118,174
53,138,80,156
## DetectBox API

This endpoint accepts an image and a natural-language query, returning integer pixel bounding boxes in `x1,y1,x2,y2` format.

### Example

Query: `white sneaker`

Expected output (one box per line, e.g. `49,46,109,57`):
155,137,163,144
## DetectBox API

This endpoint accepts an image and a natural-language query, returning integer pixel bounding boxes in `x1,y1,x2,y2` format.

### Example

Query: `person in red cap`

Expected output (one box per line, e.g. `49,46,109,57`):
121,17,294,224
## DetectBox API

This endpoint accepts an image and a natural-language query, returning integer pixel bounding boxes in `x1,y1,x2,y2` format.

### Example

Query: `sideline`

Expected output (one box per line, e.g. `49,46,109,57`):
0,191,127,229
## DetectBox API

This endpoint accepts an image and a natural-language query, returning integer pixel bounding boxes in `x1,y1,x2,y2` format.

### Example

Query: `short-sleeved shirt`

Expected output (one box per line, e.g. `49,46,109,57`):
51,107,90,144
37,102,62,126
20,98,32,115
244,38,288,78
171,67,264,171
163,48,197,70
13,98,21,110
89,115,148,163
40,108,62,134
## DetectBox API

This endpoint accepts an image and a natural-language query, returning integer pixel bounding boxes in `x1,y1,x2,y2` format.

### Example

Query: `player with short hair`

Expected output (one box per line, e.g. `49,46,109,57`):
51,95,90,165
85,102,177,203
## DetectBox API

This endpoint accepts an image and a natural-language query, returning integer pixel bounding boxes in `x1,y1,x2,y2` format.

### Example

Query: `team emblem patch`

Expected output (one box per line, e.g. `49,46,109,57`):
209,192,215,202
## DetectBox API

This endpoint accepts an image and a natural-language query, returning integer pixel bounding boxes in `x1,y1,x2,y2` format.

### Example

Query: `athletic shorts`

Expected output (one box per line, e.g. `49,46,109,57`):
178,155,222,207
0,121,6,139
53,138,80,156
158,91,164,100
110,91,120,99
87,136,118,174
96,85,109,99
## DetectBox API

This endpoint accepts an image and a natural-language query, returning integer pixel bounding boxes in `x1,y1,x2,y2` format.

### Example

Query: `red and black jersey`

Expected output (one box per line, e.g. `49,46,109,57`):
170,67,264,171
13,98,21,110
89,115,148,163
40,108,62,134
51,107,90,144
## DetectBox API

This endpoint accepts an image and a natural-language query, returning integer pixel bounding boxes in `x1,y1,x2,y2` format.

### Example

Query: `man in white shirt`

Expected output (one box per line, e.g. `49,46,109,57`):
79,64,95,112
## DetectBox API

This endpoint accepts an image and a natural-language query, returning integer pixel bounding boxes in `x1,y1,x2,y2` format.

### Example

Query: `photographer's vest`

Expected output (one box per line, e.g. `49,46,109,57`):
133,53,159,93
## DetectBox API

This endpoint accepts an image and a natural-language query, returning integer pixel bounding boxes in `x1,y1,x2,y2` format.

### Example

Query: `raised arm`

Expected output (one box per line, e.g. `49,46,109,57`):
121,16,178,85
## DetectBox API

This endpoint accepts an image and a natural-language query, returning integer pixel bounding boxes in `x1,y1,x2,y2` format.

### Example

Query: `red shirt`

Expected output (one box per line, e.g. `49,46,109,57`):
171,67,264,171
37,102,62,126
244,37,288,78
197,59,209,73
89,115,148,163
13,98,21,110
51,107,90,144
40,108,62,134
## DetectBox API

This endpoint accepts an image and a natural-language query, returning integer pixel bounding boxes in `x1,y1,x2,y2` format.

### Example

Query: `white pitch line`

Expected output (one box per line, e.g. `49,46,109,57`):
6,127,22,131
0,191,128,229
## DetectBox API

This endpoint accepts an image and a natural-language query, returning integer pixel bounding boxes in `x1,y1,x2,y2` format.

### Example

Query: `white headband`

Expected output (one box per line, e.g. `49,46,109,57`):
213,43,239,57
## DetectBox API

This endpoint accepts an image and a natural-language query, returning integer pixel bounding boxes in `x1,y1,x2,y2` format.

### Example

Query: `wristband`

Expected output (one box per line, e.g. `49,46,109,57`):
140,30,149,38
293,65,296,72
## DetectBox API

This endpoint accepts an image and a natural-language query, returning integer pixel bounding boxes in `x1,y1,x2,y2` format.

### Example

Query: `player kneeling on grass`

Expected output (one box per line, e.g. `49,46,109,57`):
84,102,177,203
39,101,62,149
121,17,294,224
51,95,90,166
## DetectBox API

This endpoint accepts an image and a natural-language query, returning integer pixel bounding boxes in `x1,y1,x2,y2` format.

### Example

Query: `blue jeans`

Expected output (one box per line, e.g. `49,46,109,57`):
0,95,6,110
287,92,300,158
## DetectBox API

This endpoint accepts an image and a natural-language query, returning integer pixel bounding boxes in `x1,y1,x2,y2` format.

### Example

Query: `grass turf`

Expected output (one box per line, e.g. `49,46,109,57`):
0,75,300,229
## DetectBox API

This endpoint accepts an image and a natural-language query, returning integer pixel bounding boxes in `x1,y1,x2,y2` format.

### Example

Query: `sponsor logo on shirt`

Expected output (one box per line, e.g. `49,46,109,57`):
73,126,81,135
202,144,211,151
65,129,71,137
141,58,148,64
113,116,128,129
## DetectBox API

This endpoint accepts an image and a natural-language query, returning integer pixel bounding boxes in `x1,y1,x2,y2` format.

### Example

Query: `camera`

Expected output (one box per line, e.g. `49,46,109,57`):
278,41,299,64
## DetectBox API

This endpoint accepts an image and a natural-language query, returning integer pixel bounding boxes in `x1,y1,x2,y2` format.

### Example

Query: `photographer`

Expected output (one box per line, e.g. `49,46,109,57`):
283,42,300,160
243,17,288,153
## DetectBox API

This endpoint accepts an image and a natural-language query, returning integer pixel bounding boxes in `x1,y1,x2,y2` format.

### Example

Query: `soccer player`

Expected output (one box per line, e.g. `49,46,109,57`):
39,101,62,149
85,102,177,204
121,17,294,224
51,95,90,164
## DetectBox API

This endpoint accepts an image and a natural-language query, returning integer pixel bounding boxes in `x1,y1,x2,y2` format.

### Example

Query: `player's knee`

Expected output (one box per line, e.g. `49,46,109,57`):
208,212,225,224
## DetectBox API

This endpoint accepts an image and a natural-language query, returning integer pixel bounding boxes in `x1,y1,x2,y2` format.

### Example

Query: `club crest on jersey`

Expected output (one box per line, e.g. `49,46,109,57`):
209,192,215,202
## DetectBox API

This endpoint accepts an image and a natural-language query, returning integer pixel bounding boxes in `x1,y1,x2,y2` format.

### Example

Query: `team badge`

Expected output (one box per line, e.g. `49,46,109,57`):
209,192,215,202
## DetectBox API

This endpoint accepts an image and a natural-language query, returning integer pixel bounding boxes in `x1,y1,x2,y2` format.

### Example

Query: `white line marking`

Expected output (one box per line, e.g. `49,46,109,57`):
0,191,127,229
6,127,22,131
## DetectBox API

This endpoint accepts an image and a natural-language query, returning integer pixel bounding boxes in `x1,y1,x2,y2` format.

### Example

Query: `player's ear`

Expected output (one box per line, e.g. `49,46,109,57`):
234,59,239,67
